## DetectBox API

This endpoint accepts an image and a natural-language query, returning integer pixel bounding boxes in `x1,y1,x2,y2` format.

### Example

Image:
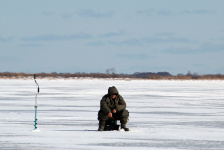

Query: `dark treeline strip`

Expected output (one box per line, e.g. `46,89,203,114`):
0,72,224,80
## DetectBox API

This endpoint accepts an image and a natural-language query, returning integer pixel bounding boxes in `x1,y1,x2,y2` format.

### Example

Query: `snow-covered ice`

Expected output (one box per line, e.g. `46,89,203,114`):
0,79,224,150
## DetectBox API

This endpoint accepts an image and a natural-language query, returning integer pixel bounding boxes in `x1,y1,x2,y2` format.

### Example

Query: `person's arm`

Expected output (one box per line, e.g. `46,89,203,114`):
115,95,126,111
100,96,111,114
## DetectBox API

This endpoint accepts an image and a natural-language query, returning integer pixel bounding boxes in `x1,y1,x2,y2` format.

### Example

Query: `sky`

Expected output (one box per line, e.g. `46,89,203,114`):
1,0,224,75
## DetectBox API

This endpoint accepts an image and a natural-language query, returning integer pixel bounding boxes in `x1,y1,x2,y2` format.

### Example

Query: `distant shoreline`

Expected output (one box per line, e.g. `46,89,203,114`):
0,72,224,80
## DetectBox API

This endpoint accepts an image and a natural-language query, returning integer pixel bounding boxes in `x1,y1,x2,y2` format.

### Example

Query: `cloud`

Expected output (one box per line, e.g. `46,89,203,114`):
162,43,224,54
22,33,92,41
155,32,175,37
0,36,13,42
181,9,216,15
142,37,192,44
200,43,224,52
19,43,42,47
0,56,19,62
78,9,114,18
136,8,175,16
85,39,142,47
108,39,142,46
117,53,148,60
137,8,215,17
99,30,126,38
157,9,174,16
136,8,154,16
86,36,191,47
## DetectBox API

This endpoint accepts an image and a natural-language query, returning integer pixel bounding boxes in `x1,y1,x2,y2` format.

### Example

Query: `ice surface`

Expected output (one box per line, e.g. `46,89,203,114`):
0,79,224,150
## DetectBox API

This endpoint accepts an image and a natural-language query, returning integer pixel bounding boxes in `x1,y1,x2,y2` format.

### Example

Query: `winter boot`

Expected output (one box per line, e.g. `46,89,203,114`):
98,120,106,131
121,123,129,131
121,118,129,131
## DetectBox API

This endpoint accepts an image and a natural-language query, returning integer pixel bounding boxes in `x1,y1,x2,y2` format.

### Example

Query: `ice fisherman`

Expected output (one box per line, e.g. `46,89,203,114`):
98,86,129,131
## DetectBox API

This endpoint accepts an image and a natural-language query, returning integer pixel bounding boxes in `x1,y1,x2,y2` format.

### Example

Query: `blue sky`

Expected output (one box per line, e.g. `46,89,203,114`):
1,0,224,75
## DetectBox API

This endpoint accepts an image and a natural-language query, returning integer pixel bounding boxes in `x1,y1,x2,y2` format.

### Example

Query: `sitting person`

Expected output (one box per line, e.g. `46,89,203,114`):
97,86,129,131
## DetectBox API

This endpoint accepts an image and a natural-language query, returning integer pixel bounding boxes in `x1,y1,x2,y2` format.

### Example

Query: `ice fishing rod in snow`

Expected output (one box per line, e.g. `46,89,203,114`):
34,74,39,93
34,74,39,130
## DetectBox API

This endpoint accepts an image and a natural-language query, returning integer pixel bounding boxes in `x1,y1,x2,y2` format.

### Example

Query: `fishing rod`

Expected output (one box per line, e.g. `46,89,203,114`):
34,74,39,130
34,74,39,93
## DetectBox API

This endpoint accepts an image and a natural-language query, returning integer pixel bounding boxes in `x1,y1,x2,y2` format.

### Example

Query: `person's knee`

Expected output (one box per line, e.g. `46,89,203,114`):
121,109,129,118
120,117,128,123
98,110,109,121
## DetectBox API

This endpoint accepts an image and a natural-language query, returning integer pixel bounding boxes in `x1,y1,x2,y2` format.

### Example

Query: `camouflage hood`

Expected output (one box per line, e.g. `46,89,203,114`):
108,86,119,95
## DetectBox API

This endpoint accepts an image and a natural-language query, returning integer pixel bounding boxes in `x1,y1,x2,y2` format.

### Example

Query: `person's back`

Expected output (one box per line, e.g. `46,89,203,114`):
97,86,129,131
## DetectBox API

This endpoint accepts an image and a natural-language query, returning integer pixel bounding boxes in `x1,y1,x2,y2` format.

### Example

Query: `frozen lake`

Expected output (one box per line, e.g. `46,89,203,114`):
0,79,224,150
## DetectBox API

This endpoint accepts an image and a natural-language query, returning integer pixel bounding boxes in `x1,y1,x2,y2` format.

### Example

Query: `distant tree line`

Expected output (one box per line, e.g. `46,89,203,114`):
1,71,224,80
